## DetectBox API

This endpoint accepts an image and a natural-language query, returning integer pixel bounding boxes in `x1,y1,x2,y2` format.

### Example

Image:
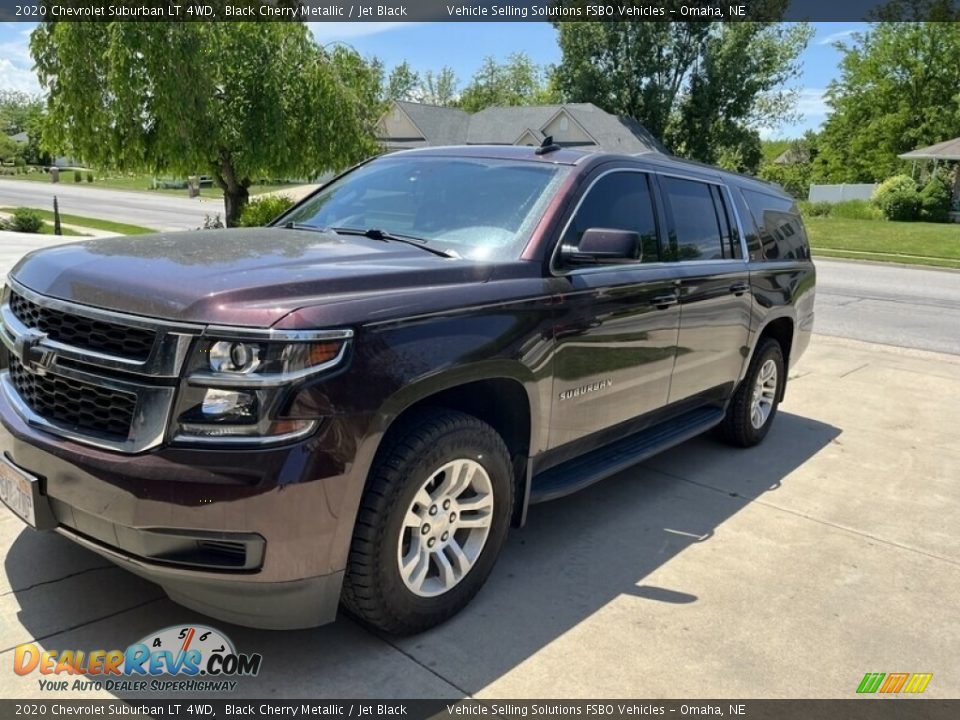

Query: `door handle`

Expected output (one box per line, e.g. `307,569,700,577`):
729,282,750,296
651,294,678,309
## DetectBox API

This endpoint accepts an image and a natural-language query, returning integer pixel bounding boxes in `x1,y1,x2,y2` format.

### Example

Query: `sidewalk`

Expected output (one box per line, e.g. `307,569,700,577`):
0,231,87,284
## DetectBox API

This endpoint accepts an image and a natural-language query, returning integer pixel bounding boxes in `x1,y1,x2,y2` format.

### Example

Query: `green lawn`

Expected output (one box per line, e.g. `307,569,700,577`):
38,222,82,237
0,171,295,199
0,207,154,235
805,216,960,269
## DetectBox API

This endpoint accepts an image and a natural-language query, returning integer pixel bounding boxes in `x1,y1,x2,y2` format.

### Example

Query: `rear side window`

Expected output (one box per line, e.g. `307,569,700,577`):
562,171,660,263
660,177,733,261
740,188,810,260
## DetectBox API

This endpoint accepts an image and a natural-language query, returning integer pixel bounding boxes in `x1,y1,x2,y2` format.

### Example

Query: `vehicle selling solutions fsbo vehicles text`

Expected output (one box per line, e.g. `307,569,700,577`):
444,4,669,18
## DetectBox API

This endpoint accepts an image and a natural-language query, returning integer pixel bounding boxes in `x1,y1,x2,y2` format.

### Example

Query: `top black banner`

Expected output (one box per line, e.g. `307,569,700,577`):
2,0,959,23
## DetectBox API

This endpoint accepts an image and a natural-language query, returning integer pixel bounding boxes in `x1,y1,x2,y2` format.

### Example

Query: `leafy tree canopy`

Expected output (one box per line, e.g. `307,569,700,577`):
31,21,380,225
458,53,558,112
382,62,459,107
814,20,960,182
552,1,811,172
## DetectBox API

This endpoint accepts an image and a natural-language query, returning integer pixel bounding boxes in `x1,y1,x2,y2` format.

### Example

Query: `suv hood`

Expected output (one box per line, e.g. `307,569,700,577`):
10,228,494,327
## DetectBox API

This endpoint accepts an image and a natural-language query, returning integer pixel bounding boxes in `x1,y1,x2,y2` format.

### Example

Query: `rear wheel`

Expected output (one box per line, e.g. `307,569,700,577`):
718,338,785,447
342,410,513,634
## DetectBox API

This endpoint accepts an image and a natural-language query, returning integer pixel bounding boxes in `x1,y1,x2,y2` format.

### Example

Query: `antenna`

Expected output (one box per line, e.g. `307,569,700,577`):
535,135,561,155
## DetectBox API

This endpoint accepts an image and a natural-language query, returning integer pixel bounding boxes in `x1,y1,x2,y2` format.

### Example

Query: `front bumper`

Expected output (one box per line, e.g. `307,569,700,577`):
0,388,374,629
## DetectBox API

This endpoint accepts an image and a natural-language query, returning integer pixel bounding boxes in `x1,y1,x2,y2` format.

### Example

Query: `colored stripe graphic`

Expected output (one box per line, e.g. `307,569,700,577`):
857,673,885,693
903,673,933,694
857,672,933,694
879,673,909,693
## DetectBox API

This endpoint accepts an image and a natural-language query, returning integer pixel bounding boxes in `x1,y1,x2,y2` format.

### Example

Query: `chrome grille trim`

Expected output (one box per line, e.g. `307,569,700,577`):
0,279,200,453
2,279,201,378
0,369,177,454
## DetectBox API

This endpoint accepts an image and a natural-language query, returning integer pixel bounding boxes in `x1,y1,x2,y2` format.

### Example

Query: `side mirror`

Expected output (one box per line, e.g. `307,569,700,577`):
562,228,642,265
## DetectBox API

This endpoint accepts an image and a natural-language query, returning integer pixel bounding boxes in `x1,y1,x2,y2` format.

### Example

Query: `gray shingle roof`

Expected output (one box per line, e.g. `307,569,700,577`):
382,101,665,154
394,101,470,147
899,136,960,161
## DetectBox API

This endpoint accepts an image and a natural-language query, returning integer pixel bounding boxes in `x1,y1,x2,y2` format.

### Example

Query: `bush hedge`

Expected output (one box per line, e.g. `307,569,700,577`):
799,199,884,221
238,195,296,227
8,207,44,233
918,172,952,223
872,175,920,221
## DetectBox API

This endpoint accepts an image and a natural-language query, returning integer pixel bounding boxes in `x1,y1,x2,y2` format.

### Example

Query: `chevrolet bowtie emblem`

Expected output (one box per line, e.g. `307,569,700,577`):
14,329,55,376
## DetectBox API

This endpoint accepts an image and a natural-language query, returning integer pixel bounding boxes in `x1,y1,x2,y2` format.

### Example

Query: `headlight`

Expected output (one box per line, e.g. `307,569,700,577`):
172,330,352,444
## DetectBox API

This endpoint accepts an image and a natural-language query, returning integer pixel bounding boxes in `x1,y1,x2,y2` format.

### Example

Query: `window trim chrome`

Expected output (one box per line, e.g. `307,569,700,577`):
549,167,751,277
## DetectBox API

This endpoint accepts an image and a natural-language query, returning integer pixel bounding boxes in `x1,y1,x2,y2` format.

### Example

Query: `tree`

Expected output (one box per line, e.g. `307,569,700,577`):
31,22,380,225
552,2,811,172
0,91,47,165
458,53,558,112
420,68,459,107
385,61,421,102
813,22,960,183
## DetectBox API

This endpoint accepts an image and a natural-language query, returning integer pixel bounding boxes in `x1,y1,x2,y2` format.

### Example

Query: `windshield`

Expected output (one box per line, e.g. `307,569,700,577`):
279,155,568,260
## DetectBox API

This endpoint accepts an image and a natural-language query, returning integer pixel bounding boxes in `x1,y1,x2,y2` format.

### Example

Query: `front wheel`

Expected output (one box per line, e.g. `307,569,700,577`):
717,338,785,447
342,410,513,634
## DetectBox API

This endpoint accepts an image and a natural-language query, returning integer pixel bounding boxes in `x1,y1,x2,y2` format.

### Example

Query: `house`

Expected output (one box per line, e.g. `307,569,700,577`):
376,101,667,154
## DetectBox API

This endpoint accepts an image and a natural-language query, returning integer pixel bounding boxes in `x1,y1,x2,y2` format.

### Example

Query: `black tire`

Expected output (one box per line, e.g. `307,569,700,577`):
341,409,513,634
717,338,785,448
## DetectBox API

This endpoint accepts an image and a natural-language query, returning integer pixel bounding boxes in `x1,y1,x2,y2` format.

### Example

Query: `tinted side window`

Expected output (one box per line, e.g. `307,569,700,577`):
661,177,725,261
741,188,810,260
563,172,659,263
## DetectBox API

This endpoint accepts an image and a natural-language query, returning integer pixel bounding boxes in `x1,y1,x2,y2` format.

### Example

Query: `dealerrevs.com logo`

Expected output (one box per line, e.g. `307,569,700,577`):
14,625,262,693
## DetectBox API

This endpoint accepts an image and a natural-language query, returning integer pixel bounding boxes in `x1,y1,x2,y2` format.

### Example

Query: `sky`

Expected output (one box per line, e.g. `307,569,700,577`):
0,20,867,139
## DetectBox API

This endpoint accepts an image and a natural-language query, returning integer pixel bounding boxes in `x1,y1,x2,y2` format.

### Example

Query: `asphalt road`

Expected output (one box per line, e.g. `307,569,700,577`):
0,179,219,231
814,258,960,355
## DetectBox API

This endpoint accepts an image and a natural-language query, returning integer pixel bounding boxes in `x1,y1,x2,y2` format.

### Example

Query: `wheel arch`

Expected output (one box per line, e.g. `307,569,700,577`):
367,365,538,527
750,316,795,401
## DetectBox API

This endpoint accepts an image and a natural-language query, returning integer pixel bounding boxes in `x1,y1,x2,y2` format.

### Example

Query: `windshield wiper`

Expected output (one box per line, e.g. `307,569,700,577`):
333,227,457,259
281,221,331,233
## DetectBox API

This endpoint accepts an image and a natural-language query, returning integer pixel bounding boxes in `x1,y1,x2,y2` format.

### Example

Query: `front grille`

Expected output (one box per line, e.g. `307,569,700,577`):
8,356,137,439
10,291,156,361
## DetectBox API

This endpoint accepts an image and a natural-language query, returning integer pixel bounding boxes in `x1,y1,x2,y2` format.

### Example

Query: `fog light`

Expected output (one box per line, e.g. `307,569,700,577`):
201,389,257,419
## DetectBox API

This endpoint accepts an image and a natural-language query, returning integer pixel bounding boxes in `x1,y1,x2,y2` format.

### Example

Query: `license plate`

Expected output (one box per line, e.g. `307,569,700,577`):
0,455,38,527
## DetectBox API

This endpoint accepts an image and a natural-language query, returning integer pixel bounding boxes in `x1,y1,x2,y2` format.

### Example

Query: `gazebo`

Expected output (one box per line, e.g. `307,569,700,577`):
899,137,960,218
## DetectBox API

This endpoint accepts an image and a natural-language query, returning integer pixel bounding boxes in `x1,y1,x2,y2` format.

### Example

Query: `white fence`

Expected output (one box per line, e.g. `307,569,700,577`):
808,183,879,203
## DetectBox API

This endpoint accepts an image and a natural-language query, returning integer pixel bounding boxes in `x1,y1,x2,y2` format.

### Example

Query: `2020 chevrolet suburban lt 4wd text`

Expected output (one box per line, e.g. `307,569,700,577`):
0,145,814,633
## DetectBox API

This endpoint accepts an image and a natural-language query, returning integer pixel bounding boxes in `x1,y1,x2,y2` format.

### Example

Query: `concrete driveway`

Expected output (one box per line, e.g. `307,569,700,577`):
0,242,957,698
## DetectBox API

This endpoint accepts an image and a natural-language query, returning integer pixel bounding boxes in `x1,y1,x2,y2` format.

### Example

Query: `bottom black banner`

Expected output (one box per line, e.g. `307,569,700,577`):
0,700,957,720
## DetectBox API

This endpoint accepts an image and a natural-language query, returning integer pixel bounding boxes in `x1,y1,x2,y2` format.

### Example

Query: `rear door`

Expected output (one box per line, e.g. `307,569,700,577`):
547,168,681,450
656,174,753,405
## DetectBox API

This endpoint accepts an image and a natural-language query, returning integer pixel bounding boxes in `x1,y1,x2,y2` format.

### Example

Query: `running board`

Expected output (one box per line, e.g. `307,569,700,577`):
529,407,725,504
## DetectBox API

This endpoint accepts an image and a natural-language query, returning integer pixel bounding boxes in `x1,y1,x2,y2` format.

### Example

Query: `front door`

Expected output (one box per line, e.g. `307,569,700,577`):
548,169,681,450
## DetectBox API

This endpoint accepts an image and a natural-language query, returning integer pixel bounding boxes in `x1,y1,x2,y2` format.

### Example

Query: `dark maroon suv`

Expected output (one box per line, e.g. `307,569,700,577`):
0,145,814,632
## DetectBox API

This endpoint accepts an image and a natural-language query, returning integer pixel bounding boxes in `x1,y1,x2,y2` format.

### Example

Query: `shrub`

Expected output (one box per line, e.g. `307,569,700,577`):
9,207,44,233
873,175,920,221
200,214,224,230
87,172,94,183
918,172,952,223
798,200,832,217
830,199,885,221
73,169,82,183
238,195,296,227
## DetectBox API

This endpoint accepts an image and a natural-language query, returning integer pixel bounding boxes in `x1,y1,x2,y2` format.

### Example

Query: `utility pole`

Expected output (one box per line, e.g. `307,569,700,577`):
53,196,62,236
